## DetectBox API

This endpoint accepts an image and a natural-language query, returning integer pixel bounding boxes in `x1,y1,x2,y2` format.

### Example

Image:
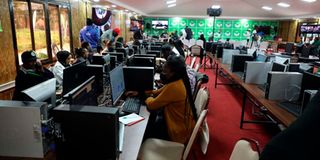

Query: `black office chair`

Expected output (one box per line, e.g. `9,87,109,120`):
150,45,162,52
300,45,311,58
115,48,128,59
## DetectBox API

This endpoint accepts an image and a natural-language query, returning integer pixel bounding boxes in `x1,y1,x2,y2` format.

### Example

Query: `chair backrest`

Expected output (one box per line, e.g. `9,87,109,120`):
189,39,196,46
196,40,204,48
183,109,208,160
194,87,209,116
190,45,201,56
229,139,259,160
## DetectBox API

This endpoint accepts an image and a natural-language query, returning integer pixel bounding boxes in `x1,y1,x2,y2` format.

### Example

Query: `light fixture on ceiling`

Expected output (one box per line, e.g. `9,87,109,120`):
168,4,176,7
166,0,176,4
211,5,221,9
111,5,117,8
262,6,272,11
93,0,99,2
277,2,290,7
125,9,129,12
301,0,317,2
105,5,110,8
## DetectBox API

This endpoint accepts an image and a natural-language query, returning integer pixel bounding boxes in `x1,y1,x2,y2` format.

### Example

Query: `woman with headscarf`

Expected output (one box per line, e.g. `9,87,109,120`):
52,50,72,87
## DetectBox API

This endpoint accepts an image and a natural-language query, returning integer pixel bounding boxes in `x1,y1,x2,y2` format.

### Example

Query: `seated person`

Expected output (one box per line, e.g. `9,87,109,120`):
74,47,89,64
115,37,127,48
127,55,197,144
13,51,54,101
52,51,72,88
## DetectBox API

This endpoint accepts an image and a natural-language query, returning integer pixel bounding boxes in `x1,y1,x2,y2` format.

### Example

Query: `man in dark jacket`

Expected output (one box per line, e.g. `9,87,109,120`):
13,51,54,101
260,89,320,160
185,26,193,40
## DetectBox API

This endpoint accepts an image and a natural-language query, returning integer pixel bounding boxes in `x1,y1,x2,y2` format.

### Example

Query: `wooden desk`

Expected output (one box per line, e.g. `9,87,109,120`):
213,58,297,128
0,106,150,160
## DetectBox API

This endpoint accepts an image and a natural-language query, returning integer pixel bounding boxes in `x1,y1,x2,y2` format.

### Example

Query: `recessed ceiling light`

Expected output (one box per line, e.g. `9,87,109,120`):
168,4,176,7
277,2,290,7
166,0,176,4
211,5,221,9
125,9,129,12
111,5,117,8
262,6,272,11
301,0,317,2
93,0,99,2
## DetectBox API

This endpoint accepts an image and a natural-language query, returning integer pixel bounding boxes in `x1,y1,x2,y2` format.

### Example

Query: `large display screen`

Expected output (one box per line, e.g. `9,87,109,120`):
152,20,168,29
301,25,320,33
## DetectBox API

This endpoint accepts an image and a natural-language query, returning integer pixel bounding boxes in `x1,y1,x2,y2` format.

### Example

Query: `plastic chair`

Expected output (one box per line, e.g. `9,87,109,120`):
138,110,208,160
229,138,260,160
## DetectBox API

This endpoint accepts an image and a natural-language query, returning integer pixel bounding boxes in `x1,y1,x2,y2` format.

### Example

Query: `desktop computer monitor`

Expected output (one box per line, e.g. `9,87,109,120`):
63,76,98,106
128,56,155,68
231,54,254,72
109,65,125,105
110,55,117,70
288,63,300,72
123,66,154,91
275,56,290,64
22,78,56,108
256,54,267,62
299,72,320,101
109,52,124,63
62,61,87,95
86,65,104,93
271,62,287,72
91,54,110,66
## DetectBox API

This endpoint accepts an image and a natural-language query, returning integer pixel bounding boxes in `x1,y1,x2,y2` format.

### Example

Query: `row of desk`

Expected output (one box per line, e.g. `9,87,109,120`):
213,58,297,128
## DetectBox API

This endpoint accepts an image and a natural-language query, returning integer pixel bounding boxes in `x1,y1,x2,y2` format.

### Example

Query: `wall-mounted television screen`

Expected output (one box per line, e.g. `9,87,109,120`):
301,25,320,33
152,20,168,29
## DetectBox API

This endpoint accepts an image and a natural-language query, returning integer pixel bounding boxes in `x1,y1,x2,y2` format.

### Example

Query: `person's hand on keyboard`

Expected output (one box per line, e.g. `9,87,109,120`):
125,91,139,97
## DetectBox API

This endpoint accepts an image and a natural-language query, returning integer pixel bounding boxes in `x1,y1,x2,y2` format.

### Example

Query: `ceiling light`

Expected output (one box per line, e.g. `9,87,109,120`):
105,5,110,8
277,2,290,7
262,6,272,11
125,9,129,12
166,0,176,4
111,5,117,8
168,4,176,7
93,0,99,2
211,5,221,9
301,0,317,2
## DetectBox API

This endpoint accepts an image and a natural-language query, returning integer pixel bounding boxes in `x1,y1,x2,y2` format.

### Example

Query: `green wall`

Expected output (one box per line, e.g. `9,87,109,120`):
144,17,279,41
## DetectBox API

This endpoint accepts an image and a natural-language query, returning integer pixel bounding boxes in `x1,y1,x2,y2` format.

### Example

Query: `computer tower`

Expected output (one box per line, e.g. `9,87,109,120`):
301,90,318,114
265,72,303,100
222,49,240,65
0,100,50,158
52,104,119,160
244,62,272,84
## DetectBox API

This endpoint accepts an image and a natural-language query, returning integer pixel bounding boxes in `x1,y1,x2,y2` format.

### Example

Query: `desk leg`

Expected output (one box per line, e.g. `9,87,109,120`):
240,91,247,129
215,63,219,88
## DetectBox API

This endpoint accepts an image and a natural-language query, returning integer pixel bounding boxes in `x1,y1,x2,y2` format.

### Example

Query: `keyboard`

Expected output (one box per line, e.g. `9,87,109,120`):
278,101,302,117
122,97,141,114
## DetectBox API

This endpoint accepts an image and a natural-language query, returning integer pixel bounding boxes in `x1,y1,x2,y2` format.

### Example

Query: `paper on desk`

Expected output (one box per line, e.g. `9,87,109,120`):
119,113,144,126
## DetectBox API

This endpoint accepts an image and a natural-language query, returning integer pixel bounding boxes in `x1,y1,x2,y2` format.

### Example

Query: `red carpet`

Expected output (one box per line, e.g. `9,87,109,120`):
188,58,279,160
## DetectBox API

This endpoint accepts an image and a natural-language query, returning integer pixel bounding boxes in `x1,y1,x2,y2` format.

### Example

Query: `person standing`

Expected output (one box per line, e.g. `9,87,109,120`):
185,26,193,40
245,29,251,47
79,18,100,51
250,26,258,48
